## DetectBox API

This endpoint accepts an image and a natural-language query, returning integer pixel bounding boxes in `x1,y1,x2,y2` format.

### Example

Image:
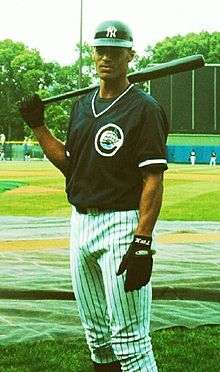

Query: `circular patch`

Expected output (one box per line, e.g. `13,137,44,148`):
95,123,124,157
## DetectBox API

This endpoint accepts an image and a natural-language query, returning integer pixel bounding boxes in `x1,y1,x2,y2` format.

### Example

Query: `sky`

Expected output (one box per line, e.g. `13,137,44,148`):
0,0,219,65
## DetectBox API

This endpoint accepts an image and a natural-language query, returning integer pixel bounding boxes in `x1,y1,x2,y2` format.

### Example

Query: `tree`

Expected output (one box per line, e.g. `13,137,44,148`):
0,40,95,141
74,42,97,87
0,40,46,140
39,43,95,141
150,31,220,63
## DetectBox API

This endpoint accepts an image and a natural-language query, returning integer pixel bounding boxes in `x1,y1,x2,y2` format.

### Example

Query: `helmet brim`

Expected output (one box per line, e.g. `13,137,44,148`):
92,39,133,48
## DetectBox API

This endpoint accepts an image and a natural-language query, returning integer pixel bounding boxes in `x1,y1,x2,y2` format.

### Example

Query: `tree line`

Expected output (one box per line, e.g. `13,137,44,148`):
0,31,219,141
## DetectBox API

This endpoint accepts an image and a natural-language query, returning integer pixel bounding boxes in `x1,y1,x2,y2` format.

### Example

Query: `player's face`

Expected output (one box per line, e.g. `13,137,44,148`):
93,47,134,81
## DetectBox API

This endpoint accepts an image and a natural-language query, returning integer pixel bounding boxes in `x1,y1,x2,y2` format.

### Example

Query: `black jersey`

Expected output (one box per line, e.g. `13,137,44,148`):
65,84,169,210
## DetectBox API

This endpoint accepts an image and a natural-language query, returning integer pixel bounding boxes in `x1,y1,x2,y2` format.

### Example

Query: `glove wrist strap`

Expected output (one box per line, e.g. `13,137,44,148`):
134,235,152,246
133,235,156,255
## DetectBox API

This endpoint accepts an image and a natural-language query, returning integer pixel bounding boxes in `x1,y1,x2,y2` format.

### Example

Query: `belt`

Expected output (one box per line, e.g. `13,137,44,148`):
75,207,130,215
76,207,113,215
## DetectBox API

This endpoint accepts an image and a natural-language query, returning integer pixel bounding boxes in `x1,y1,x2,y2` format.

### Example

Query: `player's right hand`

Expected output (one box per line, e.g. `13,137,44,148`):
19,94,44,128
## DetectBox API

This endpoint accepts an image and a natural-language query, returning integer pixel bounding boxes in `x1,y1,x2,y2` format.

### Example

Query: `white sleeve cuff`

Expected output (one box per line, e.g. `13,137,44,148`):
138,159,167,168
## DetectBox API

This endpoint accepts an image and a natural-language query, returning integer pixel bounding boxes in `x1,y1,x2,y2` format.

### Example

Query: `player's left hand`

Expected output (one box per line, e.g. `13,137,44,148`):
117,235,156,292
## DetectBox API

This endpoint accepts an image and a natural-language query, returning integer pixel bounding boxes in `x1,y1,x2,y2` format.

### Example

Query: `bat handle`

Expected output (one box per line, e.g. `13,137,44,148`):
42,85,97,105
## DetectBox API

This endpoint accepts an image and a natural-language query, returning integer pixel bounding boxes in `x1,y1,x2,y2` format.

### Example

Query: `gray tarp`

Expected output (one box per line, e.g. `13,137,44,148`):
0,217,219,345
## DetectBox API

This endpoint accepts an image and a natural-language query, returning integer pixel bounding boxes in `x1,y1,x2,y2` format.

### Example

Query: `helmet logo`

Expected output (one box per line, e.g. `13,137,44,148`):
106,26,117,38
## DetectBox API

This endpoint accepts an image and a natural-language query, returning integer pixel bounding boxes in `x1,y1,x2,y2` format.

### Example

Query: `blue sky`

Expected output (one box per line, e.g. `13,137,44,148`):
0,0,219,65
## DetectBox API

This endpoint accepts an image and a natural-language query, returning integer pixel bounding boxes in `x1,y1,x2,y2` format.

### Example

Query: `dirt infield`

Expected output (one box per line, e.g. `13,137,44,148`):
1,231,220,251
7,186,63,195
165,172,220,182
159,232,220,243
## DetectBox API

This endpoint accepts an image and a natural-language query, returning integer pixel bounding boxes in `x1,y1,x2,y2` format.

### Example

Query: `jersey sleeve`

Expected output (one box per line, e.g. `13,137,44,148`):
135,102,169,173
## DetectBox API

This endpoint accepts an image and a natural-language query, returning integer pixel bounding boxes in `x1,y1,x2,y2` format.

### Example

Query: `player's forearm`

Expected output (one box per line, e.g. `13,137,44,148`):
136,172,164,236
32,126,69,175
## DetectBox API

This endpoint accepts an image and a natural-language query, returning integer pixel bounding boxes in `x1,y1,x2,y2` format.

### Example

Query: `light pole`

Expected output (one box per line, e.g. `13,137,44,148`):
79,0,83,88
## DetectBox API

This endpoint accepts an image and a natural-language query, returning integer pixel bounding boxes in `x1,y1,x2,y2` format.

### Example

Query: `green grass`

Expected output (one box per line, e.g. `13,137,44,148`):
0,162,220,220
2,192,70,216
160,164,220,221
0,180,27,193
0,326,219,371
167,133,220,146
0,161,71,217
161,179,220,220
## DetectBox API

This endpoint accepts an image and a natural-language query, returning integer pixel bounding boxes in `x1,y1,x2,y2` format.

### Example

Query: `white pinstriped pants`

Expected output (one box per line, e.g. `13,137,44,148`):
69,208,157,372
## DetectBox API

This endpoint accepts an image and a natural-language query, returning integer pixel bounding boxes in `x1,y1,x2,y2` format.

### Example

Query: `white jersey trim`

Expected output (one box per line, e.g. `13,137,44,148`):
138,159,167,168
92,84,134,118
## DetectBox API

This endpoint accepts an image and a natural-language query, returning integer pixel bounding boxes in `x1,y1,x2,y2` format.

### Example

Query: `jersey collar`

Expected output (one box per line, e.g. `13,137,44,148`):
91,84,134,118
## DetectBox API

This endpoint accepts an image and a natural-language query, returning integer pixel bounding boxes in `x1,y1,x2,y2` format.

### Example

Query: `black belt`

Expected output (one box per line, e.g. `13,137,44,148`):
76,207,116,215
75,207,130,215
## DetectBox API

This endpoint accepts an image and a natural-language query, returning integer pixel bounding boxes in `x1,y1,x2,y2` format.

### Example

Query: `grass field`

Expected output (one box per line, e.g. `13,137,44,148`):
0,326,219,371
0,161,220,220
0,160,220,371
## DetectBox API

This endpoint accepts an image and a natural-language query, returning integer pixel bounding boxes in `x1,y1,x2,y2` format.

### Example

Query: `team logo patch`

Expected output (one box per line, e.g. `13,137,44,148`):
95,123,124,157
106,26,117,38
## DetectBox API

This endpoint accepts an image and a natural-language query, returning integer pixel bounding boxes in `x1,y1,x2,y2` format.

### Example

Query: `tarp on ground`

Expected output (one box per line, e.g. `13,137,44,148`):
0,217,219,345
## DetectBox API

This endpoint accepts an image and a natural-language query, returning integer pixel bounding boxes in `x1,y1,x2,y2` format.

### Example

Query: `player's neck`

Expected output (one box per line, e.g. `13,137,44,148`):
99,78,130,99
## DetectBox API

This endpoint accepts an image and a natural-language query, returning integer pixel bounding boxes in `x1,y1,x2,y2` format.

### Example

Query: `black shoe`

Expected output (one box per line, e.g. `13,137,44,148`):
93,361,121,371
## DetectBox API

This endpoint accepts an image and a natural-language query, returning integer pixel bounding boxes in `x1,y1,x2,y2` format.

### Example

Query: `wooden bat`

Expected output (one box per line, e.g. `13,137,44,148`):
42,54,205,105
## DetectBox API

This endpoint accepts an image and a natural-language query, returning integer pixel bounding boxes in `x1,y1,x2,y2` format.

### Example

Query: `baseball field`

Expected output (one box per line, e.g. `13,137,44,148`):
0,161,219,371
1,161,220,220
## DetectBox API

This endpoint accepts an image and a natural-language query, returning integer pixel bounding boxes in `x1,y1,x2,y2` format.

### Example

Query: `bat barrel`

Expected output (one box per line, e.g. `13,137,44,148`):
42,54,205,105
127,54,205,83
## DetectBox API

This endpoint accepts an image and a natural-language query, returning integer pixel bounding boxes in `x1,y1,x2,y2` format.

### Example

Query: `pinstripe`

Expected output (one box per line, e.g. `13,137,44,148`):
70,215,90,321
109,211,127,358
123,211,141,371
130,213,156,371
70,232,95,334
106,211,139,366
103,225,121,355
129,212,140,359
69,208,157,370
93,262,109,321
70,211,115,363
83,215,113,362
122,212,138,356
76,257,94,324
97,211,119,364
82,254,105,338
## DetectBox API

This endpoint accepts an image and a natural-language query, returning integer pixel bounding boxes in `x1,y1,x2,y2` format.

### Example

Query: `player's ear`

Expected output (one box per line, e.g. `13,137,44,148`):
127,49,135,63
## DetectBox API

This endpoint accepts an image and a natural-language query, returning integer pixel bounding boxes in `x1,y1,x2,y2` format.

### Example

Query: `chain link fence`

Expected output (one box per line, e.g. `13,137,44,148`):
1,141,44,161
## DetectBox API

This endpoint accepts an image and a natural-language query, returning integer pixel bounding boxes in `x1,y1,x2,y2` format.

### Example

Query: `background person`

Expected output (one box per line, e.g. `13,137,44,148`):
19,19,169,372
189,149,196,165
209,151,217,166
0,133,6,161
23,137,32,161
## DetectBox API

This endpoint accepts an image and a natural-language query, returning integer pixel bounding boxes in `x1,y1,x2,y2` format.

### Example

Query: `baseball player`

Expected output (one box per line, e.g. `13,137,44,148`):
189,149,196,165
20,20,169,372
209,151,217,166
0,133,6,161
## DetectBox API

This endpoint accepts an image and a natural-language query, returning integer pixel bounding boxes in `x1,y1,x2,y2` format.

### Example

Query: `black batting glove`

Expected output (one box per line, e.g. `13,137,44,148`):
117,235,156,293
19,93,44,128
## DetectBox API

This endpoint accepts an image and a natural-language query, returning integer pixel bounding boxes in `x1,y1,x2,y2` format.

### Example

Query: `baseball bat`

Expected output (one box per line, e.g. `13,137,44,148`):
42,54,205,105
